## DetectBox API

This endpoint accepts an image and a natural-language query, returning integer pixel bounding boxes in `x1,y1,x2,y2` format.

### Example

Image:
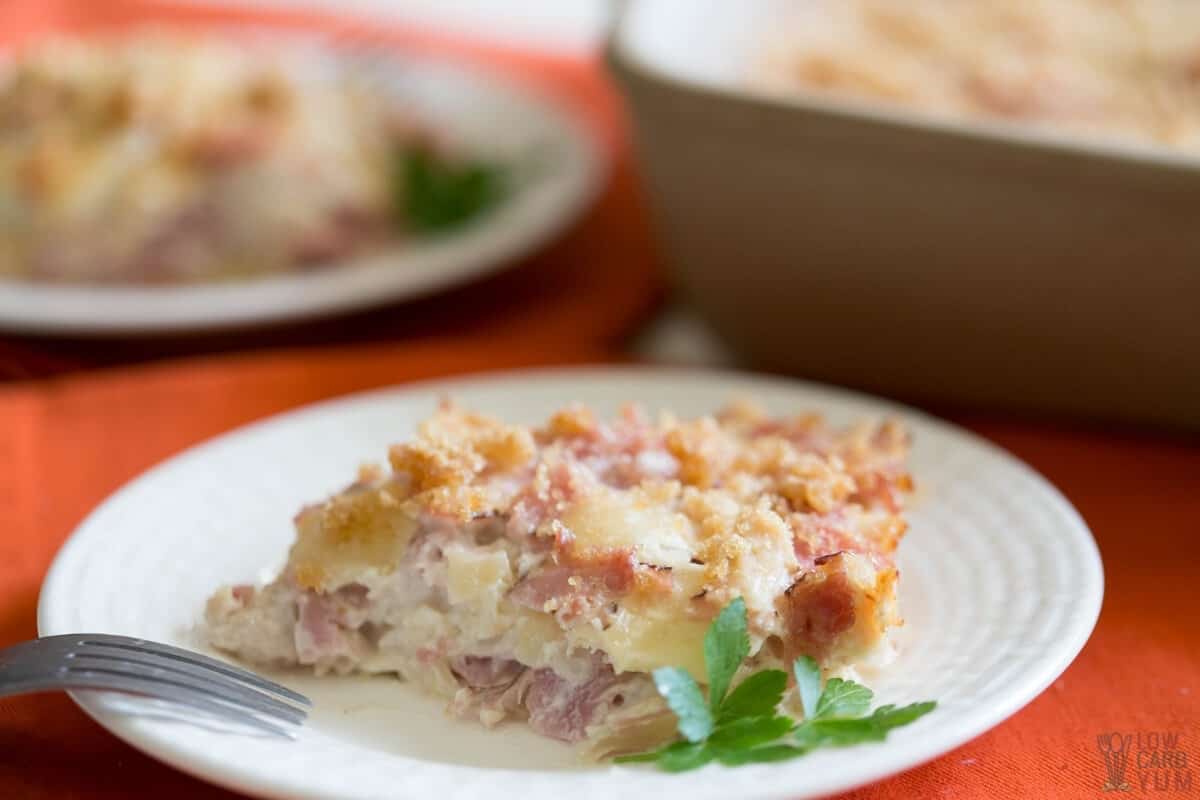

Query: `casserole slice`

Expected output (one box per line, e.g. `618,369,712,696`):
206,400,912,756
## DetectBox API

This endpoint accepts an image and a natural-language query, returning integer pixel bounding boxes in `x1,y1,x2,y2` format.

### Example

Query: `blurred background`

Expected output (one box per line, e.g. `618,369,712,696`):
0,0,1197,428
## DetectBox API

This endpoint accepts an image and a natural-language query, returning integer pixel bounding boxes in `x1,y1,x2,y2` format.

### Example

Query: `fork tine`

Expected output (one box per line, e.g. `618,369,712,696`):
71,635,311,707
71,643,308,720
56,668,298,738
66,654,307,725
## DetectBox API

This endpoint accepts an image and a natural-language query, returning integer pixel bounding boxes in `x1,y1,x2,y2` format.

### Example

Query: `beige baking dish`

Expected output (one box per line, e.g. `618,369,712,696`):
610,0,1200,429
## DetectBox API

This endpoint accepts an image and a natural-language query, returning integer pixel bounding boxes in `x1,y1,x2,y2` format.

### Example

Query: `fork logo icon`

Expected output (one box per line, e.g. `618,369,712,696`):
1097,732,1133,792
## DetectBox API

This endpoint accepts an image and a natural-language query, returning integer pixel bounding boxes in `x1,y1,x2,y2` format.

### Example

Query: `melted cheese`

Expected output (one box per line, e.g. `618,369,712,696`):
289,485,417,590
562,488,696,567
568,563,711,682
583,613,710,682
446,546,512,604
510,610,574,669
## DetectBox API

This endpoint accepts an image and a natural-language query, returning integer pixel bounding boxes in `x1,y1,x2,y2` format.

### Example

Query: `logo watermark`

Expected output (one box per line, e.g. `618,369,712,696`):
1096,732,1192,793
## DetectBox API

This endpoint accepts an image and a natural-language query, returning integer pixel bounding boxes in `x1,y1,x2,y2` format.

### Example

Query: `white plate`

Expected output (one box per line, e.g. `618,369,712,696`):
0,49,604,336
39,367,1103,799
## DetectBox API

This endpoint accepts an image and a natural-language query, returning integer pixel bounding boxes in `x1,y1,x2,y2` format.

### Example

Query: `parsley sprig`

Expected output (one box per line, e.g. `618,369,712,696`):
614,598,936,771
396,145,507,234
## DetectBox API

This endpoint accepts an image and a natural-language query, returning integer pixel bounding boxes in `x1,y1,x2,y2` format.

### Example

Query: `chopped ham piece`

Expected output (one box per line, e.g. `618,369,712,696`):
781,570,857,661
295,592,341,661
294,589,369,670
525,665,620,743
509,549,636,617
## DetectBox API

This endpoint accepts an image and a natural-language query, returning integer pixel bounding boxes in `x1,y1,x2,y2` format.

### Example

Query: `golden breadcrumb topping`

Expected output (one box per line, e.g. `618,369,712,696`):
757,0,1200,152
283,399,912,672
542,405,599,439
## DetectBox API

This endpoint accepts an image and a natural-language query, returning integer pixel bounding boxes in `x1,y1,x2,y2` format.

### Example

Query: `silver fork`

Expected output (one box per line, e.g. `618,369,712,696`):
0,634,311,738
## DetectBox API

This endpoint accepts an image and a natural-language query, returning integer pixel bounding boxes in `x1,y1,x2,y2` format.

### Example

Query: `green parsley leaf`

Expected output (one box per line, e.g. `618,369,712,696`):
714,744,808,766
707,715,795,751
870,702,938,730
814,677,874,719
397,146,506,234
620,600,937,772
793,719,849,749
704,597,749,712
794,702,937,748
718,669,789,722
657,741,715,772
792,655,822,720
652,667,713,743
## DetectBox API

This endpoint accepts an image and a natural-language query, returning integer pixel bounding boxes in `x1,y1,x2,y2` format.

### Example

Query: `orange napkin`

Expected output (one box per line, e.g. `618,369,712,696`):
0,0,653,380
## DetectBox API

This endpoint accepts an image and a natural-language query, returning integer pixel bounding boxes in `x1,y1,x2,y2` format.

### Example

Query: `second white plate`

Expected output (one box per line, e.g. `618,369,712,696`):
0,46,604,336
39,367,1102,799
